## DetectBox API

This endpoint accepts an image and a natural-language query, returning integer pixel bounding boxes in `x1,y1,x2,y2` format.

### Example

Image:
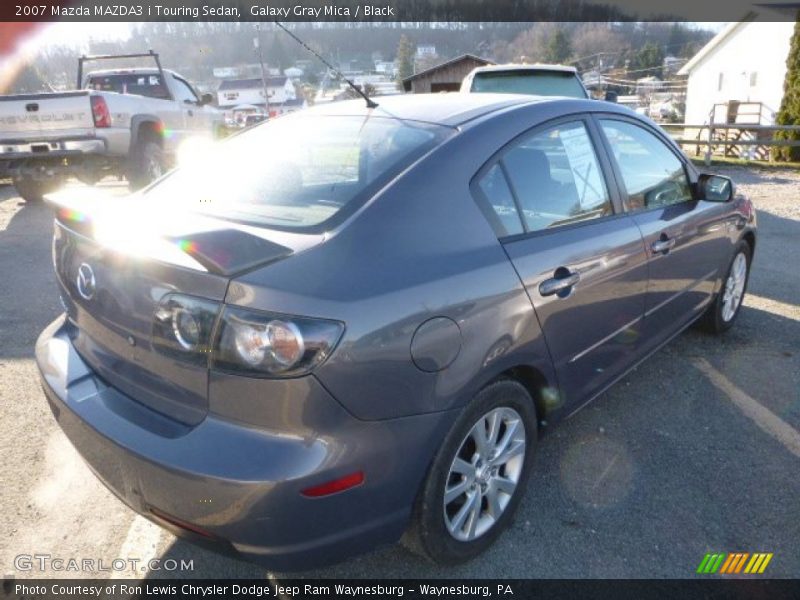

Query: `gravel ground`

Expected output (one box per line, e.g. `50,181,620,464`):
0,167,798,580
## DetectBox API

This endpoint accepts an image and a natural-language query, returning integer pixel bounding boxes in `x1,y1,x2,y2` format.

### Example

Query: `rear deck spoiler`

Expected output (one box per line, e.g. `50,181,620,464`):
48,194,293,277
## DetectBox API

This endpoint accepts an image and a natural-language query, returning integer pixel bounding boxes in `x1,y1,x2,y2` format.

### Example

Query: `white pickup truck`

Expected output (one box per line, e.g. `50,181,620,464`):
0,51,222,202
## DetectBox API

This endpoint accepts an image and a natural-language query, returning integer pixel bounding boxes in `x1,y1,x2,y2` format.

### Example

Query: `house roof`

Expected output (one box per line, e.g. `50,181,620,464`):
677,20,751,76
218,77,288,91
402,54,494,83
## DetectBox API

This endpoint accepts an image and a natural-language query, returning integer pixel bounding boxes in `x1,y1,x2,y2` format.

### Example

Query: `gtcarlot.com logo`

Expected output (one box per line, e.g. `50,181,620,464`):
697,552,773,575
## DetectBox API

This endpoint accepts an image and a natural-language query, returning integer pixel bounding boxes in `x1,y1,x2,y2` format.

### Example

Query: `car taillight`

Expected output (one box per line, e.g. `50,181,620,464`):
152,294,220,365
90,95,111,128
213,306,344,378
151,295,343,377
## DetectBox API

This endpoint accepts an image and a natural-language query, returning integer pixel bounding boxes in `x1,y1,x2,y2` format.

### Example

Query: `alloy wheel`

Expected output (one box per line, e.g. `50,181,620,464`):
443,406,526,542
721,252,747,322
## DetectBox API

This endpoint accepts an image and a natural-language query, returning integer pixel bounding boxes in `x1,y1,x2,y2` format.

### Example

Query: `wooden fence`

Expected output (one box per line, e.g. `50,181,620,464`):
660,122,800,165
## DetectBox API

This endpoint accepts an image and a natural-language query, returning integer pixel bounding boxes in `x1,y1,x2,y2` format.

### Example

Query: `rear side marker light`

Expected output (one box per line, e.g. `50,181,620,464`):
149,507,215,539
301,471,365,498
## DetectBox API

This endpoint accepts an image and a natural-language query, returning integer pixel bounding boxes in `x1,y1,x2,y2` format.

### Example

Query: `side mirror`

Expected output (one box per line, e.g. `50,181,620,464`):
604,90,618,103
199,93,214,106
697,173,734,202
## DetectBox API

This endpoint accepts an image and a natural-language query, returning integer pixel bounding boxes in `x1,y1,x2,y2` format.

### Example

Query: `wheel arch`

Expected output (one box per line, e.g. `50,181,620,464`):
485,363,555,430
129,115,165,152
741,230,756,255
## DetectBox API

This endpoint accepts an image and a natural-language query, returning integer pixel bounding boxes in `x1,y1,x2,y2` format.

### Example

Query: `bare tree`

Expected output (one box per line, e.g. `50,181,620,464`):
571,23,630,68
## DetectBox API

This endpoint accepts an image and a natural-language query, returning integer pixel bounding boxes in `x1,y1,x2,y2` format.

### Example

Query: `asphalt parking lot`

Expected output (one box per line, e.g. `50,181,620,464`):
0,167,798,580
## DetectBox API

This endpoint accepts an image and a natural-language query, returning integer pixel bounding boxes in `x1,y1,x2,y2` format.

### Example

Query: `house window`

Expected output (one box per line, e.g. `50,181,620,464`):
717,73,724,91
750,72,758,87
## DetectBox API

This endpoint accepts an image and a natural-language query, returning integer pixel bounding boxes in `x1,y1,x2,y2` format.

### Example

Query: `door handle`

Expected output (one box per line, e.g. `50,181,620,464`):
539,270,581,297
651,236,676,255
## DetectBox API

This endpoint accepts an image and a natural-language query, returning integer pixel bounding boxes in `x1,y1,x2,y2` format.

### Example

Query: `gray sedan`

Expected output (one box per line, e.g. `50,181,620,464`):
36,94,756,570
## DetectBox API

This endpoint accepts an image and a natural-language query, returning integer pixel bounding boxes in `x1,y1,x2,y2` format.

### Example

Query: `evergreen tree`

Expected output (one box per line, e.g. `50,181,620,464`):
632,42,664,78
773,17,800,161
396,35,415,83
545,29,572,64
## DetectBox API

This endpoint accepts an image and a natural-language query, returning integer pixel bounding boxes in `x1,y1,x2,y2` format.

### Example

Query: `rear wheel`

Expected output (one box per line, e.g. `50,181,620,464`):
698,239,752,334
403,379,537,565
127,141,166,191
76,170,103,186
12,175,63,203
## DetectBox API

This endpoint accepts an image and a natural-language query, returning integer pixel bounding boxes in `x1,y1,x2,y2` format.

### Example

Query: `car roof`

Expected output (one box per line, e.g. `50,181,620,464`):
303,93,630,128
470,63,578,74
305,93,554,127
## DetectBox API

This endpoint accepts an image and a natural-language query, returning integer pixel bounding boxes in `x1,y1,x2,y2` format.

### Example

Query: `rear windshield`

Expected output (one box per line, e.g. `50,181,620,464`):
471,71,587,98
86,74,169,99
143,115,451,233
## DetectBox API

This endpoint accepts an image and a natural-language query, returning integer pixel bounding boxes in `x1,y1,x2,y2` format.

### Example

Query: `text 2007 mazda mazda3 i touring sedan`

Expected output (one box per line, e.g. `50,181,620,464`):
37,94,756,569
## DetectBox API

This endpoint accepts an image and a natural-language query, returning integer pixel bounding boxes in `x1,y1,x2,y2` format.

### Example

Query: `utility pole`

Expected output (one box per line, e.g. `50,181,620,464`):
254,24,271,118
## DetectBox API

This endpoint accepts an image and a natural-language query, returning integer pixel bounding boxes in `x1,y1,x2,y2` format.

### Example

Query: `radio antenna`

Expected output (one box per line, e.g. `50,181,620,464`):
274,21,378,109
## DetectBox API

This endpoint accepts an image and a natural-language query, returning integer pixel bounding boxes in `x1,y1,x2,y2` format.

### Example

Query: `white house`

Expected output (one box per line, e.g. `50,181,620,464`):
678,19,795,125
216,76,296,109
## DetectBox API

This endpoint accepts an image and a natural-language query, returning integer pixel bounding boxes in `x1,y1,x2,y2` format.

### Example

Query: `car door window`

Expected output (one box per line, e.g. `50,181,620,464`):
474,163,524,237
173,77,199,104
502,121,612,232
600,119,692,211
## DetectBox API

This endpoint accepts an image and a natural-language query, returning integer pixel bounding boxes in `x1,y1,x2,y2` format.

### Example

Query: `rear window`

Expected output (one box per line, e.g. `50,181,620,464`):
471,71,587,98
143,115,451,233
86,74,169,99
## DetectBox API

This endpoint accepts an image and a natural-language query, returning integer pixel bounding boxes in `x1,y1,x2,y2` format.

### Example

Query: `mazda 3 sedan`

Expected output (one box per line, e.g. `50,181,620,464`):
37,94,756,569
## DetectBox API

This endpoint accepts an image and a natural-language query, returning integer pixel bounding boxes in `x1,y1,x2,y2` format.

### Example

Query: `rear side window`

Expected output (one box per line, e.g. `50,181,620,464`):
503,121,612,232
471,71,587,98
87,74,170,99
473,121,612,237
600,119,692,211
475,164,524,237
144,115,451,233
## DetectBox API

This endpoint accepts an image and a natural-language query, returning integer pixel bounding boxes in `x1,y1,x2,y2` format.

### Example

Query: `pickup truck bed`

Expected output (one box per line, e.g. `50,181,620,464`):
0,54,221,202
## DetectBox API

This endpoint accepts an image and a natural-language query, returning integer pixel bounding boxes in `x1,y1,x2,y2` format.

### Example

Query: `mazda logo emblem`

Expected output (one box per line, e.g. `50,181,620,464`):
76,263,96,300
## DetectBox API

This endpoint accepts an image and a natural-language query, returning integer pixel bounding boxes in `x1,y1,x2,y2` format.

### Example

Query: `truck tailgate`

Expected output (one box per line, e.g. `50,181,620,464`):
0,91,95,140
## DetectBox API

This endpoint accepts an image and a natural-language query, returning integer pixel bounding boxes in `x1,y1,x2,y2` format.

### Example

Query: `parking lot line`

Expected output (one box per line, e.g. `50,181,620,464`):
694,358,800,459
744,293,800,321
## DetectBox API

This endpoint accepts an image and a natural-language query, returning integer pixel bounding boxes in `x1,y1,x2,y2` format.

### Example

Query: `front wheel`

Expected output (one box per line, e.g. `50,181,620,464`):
403,379,537,565
698,240,752,334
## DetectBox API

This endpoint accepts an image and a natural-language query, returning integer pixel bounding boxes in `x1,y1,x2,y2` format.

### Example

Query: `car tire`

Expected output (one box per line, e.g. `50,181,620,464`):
76,170,103,186
12,175,63,203
128,141,166,191
402,379,537,565
698,239,752,334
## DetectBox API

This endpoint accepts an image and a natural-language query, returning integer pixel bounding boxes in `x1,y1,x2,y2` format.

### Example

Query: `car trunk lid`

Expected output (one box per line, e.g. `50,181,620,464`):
51,193,315,425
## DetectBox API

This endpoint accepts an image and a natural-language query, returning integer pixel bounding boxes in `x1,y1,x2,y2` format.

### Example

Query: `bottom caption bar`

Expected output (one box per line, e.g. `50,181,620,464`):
3,579,800,600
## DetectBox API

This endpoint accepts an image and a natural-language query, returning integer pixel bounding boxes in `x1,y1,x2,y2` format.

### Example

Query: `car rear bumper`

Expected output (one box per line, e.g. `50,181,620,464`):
36,315,454,571
0,137,106,159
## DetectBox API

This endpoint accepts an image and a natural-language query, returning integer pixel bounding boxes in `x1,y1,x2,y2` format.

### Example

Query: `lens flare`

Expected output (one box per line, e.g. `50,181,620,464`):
58,207,87,223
